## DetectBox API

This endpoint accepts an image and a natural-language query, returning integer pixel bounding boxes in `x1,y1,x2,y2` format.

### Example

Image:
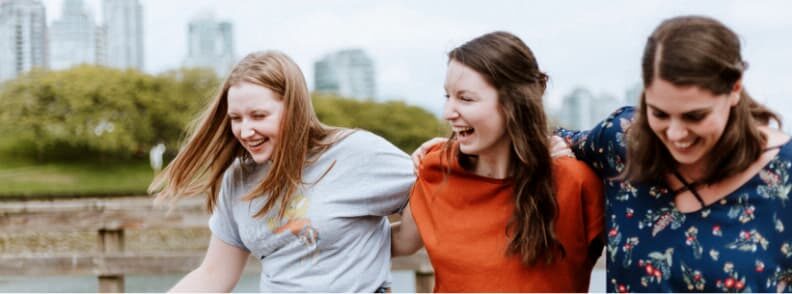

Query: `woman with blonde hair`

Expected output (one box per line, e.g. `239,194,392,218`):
149,51,414,292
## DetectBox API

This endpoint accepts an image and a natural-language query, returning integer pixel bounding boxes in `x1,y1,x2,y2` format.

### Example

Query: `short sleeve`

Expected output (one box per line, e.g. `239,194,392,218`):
332,131,416,217
208,165,249,251
556,106,635,178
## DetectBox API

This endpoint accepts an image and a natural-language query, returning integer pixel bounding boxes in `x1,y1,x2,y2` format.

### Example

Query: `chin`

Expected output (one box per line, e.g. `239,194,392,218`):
251,154,272,164
458,145,478,156
670,154,704,166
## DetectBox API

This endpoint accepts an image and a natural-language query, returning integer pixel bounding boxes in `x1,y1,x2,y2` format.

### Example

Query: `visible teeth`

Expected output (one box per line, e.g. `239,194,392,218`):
674,141,693,148
454,127,474,133
249,139,266,147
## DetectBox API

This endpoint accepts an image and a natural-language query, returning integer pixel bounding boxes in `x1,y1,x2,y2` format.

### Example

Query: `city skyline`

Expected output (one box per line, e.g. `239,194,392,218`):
0,0,48,81
49,0,97,70
30,1,792,125
183,12,235,76
314,49,377,100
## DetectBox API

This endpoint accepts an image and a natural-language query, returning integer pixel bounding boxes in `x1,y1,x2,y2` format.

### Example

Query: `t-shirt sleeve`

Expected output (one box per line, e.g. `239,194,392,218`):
208,165,249,251
556,106,635,178
336,131,417,217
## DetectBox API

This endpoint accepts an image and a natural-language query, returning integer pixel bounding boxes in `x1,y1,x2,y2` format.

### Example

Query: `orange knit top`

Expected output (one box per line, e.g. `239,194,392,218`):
409,144,604,292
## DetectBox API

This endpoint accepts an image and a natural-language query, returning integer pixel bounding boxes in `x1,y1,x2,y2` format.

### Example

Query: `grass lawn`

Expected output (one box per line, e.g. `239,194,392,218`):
3,164,154,198
0,132,156,198
0,158,154,198
0,137,154,198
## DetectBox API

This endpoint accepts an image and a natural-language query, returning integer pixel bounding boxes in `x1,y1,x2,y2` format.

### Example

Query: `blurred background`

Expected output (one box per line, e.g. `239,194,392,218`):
1,0,790,292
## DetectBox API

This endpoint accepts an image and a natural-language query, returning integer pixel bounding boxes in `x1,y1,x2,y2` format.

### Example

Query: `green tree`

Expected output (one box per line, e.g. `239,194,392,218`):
0,66,218,161
312,94,447,152
0,67,442,160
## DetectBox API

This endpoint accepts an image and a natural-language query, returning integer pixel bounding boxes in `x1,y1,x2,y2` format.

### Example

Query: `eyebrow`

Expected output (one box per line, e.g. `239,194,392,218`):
449,89,476,97
646,104,711,116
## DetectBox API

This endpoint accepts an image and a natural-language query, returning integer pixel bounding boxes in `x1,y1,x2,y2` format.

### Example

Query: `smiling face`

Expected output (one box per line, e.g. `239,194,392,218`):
443,59,510,159
645,78,740,170
227,81,285,164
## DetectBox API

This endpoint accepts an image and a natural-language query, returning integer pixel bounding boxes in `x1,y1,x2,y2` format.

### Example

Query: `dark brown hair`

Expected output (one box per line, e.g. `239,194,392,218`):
624,16,781,184
445,31,563,265
149,51,341,219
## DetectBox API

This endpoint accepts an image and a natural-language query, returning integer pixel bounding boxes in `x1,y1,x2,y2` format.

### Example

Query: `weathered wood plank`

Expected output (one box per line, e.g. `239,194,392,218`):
0,196,437,291
0,196,208,233
0,251,433,276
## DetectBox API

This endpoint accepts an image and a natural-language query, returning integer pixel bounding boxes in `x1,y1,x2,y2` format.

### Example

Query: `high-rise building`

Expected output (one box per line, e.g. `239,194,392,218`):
558,87,622,130
94,24,107,65
592,92,621,124
49,0,96,70
313,49,376,100
558,88,594,130
102,0,143,70
183,13,235,76
625,83,643,107
0,0,47,81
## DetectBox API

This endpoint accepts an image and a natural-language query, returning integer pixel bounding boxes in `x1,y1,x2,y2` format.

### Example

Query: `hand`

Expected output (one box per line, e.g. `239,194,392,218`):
412,137,448,174
550,135,575,159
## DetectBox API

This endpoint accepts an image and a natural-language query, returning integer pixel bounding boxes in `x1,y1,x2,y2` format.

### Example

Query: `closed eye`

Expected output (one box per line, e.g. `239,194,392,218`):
682,112,708,122
651,110,669,119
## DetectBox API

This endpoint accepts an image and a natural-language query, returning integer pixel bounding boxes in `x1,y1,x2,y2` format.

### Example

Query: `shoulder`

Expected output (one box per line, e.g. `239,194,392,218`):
417,142,456,182
602,106,636,132
332,129,405,156
552,157,602,188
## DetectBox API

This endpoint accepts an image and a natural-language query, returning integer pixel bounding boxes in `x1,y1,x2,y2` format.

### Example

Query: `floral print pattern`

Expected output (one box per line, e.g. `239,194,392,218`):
559,107,792,292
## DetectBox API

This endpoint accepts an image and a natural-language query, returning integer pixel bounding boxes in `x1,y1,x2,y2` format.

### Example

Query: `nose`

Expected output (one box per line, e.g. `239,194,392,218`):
443,99,459,121
240,120,256,139
665,119,688,141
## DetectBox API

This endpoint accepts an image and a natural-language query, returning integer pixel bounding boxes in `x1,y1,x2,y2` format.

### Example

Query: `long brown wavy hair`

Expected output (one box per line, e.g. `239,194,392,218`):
149,51,342,219
624,16,781,184
444,31,563,265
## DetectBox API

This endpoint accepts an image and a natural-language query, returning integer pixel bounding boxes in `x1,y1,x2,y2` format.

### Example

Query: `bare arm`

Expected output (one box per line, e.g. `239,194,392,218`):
170,235,250,292
391,205,424,257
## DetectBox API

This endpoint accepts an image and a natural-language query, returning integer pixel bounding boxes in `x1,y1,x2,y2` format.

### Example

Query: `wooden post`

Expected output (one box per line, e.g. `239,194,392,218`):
98,229,125,293
415,271,434,293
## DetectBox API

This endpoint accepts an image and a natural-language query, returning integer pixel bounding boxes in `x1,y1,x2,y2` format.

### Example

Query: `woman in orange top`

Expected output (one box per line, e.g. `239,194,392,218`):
391,31,604,292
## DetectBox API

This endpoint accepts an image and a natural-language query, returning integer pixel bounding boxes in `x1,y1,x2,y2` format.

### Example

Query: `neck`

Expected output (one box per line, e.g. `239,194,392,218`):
676,161,706,182
473,145,511,179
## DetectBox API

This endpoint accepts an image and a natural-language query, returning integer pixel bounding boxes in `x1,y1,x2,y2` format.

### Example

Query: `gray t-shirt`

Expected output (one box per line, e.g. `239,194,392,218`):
209,130,415,292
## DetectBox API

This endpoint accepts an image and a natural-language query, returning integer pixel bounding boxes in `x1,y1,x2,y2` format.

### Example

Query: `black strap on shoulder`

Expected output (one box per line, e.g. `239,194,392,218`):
670,143,784,207
672,169,706,208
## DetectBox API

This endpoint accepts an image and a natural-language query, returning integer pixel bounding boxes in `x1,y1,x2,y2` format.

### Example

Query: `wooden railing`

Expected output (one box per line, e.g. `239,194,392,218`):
0,196,435,292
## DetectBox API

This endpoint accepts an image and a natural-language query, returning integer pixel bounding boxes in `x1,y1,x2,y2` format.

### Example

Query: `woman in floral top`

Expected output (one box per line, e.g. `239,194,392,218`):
557,16,792,292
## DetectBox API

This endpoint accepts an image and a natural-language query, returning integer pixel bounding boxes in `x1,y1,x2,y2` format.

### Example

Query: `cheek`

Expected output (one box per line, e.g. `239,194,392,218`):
646,117,665,136
269,117,283,136
698,118,728,138
230,122,241,138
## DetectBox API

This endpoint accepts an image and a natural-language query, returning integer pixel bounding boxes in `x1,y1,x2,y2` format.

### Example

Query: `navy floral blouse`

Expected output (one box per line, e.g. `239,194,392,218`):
559,106,792,293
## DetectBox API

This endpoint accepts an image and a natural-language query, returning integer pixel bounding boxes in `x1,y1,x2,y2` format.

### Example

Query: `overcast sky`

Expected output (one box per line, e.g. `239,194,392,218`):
42,0,792,125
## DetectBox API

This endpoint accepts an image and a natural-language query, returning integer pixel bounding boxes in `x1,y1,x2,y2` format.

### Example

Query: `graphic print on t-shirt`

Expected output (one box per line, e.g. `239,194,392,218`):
266,194,321,264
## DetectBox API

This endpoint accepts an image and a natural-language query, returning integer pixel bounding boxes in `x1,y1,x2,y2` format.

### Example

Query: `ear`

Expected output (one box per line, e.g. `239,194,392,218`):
729,79,742,106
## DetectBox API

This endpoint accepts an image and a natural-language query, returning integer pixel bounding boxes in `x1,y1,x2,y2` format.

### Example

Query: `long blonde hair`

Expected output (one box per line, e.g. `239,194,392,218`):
149,51,341,219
